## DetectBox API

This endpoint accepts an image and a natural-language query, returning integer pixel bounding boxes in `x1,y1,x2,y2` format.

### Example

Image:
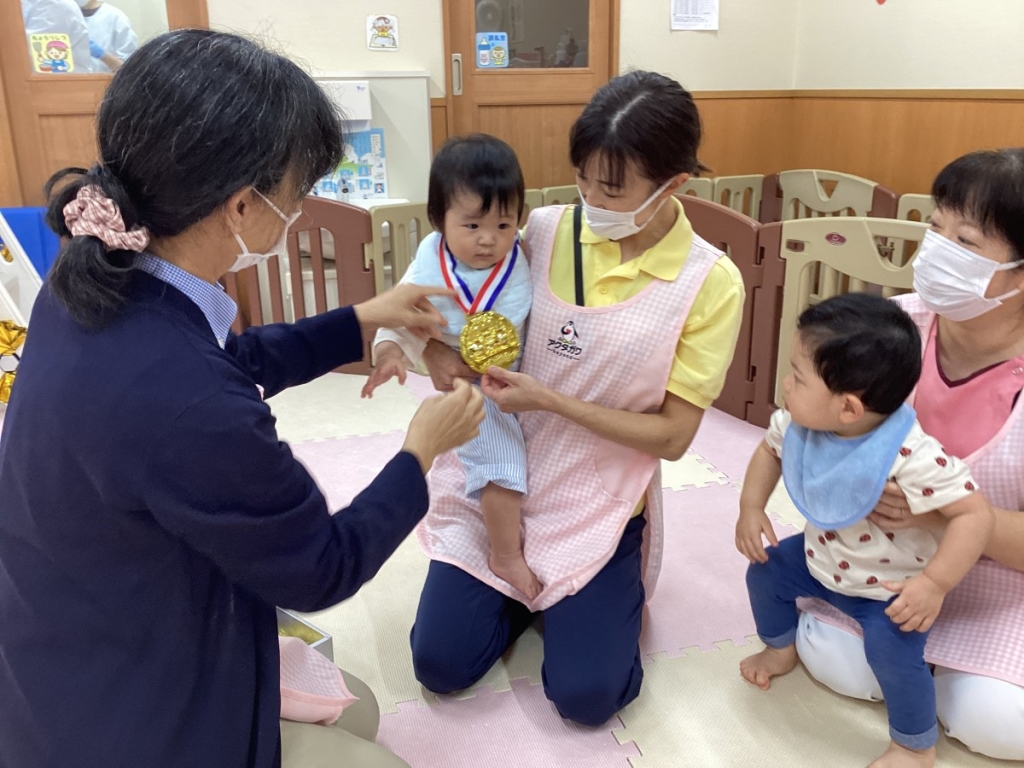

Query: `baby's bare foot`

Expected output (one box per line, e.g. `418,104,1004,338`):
739,645,798,690
867,742,935,768
489,551,543,600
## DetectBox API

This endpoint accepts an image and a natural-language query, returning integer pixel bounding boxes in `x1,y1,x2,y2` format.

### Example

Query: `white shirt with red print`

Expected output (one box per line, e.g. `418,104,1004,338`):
766,409,978,600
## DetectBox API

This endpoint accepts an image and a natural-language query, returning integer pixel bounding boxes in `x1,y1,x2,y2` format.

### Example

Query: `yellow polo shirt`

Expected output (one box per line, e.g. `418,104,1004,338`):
545,198,745,409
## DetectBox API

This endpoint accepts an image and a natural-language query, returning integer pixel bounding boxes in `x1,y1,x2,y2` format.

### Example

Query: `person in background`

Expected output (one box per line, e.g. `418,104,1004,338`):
21,0,94,73
77,0,137,72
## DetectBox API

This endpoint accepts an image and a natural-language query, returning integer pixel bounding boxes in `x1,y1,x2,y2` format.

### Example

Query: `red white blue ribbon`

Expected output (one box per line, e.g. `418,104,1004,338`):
438,239,519,315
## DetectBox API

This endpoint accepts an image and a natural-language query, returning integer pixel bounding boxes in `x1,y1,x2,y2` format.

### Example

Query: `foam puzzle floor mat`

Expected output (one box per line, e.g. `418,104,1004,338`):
279,375,1007,767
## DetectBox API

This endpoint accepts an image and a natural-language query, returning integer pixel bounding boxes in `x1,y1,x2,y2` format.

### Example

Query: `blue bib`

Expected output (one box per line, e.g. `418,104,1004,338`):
781,404,916,530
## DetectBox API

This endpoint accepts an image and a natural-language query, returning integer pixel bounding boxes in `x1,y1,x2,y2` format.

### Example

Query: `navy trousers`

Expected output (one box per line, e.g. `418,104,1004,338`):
747,533,938,750
410,515,647,726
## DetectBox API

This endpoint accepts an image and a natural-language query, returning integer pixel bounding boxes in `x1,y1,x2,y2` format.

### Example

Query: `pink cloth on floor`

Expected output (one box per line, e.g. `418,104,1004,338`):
279,637,358,726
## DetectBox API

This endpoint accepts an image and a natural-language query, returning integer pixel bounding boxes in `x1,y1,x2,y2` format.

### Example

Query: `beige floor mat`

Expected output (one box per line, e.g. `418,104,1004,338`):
613,641,1001,767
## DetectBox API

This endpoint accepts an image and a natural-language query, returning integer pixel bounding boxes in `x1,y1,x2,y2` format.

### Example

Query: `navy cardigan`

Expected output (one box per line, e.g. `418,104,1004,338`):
0,272,428,767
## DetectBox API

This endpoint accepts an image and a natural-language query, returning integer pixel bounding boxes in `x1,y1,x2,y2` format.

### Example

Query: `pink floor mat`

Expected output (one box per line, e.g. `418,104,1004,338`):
643,483,802,656
377,678,640,768
291,431,408,510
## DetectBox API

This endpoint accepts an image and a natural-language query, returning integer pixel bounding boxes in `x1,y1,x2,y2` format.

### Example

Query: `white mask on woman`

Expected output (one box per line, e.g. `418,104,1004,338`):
230,191,301,272
579,179,673,241
912,230,1022,322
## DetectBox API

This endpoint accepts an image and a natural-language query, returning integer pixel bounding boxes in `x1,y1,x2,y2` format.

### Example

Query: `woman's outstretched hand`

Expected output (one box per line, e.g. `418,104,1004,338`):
354,284,454,342
402,378,485,472
421,339,476,392
480,366,554,414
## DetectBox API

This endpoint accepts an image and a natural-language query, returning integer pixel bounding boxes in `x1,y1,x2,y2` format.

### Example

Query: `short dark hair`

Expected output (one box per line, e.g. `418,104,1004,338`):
933,148,1024,262
797,293,922,416
569,70,707,189
45,30,345,328
427,134,525,231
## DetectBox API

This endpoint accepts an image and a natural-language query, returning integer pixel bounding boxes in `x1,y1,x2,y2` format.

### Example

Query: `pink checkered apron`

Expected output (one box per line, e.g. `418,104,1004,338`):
802,293,1024,686
418,205,720,611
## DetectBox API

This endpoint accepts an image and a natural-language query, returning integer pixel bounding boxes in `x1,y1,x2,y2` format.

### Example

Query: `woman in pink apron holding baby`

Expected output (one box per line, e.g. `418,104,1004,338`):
405,71,745,725
798,149,1024,761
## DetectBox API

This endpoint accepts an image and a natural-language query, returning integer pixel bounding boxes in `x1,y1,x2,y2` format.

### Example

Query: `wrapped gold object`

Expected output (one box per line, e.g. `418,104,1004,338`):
459,311,520,374
0,372,13,404
277,624,323,644
0,321,26,404
0,321,27,355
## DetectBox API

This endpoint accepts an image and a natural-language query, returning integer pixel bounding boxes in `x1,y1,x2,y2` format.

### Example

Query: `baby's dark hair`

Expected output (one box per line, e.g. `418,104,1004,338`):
427,134,525,231
797,293,921,415
933,148,1024,262
569,70,707,189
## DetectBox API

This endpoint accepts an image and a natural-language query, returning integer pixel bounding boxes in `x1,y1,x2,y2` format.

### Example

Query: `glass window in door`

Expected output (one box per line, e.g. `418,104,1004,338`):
475,0,590,69
21,0,168,75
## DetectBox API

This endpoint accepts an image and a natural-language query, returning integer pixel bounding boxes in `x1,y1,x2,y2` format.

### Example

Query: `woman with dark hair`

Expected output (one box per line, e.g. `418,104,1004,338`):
0,30,483,768
797,148,1024,761
409,70,746,725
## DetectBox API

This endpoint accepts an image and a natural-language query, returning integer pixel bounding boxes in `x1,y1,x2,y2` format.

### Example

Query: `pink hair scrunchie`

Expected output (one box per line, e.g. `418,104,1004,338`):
63,185,150,253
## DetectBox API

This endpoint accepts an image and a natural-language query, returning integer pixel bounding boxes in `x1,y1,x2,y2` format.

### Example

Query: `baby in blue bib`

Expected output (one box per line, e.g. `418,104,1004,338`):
735,293,993,768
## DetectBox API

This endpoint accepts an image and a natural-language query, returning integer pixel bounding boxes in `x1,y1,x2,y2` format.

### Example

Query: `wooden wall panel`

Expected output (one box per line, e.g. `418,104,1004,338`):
694,93,796,178
516,91,1024,197
477,103,587,189
430,98,448,155
789,94,1024,195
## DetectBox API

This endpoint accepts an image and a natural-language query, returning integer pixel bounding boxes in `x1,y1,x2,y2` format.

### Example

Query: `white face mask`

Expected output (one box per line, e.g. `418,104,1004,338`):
230,191,301,272
578,179,673,241
913,230,1021,322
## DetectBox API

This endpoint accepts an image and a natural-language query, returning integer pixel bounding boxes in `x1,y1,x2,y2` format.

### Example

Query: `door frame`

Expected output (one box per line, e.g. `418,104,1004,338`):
439,0,620,142
0,0,208,205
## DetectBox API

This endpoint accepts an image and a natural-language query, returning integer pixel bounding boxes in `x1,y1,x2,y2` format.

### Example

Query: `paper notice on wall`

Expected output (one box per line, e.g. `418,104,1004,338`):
671,0,719,31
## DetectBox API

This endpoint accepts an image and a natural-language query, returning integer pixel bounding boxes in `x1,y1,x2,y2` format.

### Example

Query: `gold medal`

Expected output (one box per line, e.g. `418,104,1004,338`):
460,311,520,374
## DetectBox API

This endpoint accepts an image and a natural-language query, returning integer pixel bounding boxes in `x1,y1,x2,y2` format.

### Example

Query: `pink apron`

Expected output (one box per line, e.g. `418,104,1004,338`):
418,205,720,611
803,293,1024,686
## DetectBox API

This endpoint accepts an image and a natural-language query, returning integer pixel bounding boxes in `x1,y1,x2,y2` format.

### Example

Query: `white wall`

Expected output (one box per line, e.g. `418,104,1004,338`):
619,0,799,90
793,0,1024,89
203,0,1024,97
206,0,447,97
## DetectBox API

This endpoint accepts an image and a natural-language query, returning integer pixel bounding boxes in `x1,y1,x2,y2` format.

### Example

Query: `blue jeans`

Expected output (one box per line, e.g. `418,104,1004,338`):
410,515,647,726
747,533,938,750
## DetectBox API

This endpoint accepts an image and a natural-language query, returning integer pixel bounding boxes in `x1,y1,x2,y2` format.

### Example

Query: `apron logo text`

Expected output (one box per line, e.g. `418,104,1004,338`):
547,321,583,361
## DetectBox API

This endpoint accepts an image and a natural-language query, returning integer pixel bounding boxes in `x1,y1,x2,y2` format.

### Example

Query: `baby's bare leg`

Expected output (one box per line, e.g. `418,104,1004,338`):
481,483,542,600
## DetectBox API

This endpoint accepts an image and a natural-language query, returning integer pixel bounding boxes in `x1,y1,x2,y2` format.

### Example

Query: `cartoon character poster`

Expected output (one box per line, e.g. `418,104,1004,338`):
30,34,75,74
313,128,389,201
475,32,509,69
367,15,399,51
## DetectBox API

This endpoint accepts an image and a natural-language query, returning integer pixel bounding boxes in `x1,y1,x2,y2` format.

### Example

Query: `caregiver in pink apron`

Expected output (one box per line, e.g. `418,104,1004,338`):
404,71,745,725
797,149,1024,761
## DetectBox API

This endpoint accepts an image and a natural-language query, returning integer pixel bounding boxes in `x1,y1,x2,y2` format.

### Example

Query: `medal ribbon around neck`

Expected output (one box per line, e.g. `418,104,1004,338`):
438,238,519,315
